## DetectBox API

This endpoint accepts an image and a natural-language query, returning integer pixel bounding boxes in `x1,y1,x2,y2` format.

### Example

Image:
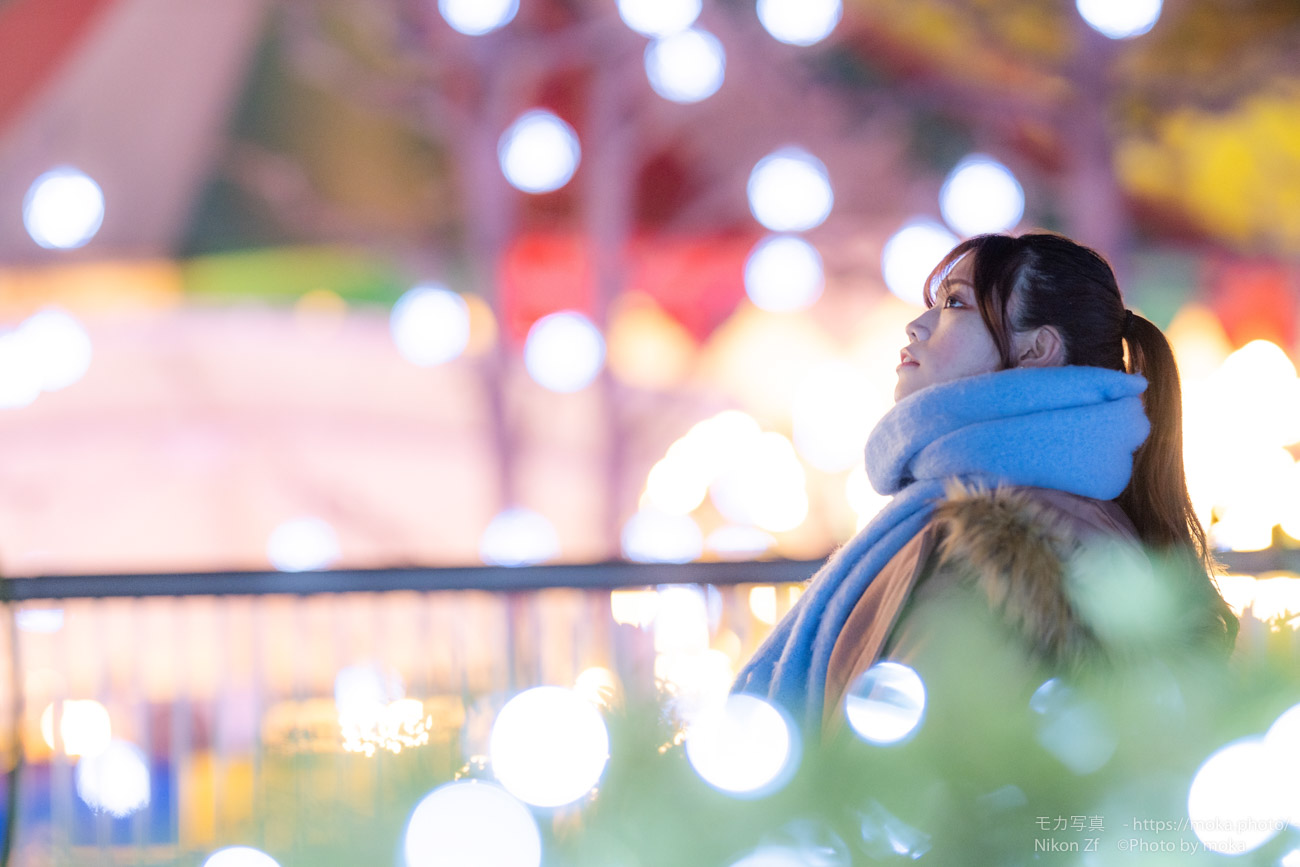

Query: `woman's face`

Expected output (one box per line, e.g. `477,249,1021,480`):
894,253,1002,402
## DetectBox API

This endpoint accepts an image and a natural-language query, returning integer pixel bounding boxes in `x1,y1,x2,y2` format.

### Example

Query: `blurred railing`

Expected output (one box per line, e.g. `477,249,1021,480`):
0,560,825,866
0,550,1292,866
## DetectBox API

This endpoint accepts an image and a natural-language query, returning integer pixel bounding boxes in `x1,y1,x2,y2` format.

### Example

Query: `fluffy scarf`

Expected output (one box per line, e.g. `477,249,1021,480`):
732,365,1151,731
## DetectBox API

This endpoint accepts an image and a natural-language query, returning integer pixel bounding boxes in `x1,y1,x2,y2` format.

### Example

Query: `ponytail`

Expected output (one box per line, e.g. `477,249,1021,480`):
1116,313,1239,654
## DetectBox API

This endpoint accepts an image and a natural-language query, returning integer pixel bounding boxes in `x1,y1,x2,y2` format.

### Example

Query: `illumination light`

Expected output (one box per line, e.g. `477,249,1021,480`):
390,285,471,367
1265,702,1300,826
622,509,703,563
405,782,540,867
939,155,1025,237
706,525,775,559
15,608,63,633
747,148,833,233
728,847,814,867
75,739,150,817
523,311,605,392
41,699,111,757
655,649,735,722
202,848,281,867
1187,738,1286,854
1076,0,1162,39
685,694,796,797
266,517,340,572
792,361,875,471
574,667,619,707
20,308,93,391
645,28,725,104
23,166,105,249
749,586,778,625
438,0,518,35
654,585,711,654
756,0,842,46
1029,678,1116,774
499,111,580,194
844,662,926,744
617,0,701,37
881,219,959,306
489,686,610,807
743,235,824,312
642,411,763,516
709,432,809,532
479,507,560,567
0,331,41,410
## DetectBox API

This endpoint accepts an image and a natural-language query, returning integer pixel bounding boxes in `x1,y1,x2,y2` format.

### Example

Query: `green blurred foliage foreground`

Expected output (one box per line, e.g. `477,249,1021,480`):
35,544,1299,867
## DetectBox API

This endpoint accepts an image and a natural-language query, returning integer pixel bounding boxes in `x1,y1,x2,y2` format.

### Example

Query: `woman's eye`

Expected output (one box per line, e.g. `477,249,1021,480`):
943,296,965,309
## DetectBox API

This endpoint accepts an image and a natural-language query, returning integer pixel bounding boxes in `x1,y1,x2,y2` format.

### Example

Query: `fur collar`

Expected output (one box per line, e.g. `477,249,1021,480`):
927,479,1107,673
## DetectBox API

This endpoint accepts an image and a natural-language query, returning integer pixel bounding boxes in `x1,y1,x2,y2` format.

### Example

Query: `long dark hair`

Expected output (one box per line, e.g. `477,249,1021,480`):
924,232,1238,654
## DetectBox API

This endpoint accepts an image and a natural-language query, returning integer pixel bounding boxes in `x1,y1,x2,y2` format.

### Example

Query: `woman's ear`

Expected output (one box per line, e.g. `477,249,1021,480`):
1015,325,1065,368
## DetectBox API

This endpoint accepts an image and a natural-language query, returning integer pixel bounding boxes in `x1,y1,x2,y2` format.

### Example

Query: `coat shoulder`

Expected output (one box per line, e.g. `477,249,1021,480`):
917,479,1121,670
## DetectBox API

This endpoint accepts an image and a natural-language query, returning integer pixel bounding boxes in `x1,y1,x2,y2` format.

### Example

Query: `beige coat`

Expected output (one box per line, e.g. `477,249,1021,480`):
821,479,1150,737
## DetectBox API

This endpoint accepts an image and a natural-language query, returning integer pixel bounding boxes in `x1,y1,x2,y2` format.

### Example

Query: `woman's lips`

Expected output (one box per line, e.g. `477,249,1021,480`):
896,361,918,371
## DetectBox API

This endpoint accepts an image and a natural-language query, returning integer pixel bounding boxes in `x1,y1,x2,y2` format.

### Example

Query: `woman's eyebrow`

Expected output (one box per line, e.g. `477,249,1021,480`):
936,278,974,299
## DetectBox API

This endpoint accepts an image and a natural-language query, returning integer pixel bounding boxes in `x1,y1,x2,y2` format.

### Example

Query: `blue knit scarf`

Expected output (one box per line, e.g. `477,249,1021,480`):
733,365,1151,731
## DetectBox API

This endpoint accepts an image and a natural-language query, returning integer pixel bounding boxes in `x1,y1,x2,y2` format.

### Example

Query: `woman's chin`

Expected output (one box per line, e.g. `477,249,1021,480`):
894,369,922,402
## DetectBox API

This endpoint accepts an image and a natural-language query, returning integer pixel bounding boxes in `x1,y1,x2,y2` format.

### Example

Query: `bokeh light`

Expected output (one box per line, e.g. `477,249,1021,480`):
748,586,777,625
23,166,105,249
489,686,610,807
609,589,659,628
1076,0,1162,39
747,148,833,232
607,294,695,388
616,0,701,37
881,219,959,306
523,311,605,393
1265,702,1300,826
202,848,281,867
743,235,825,312
792,361,875,471
727,847,810,867
656,648,735,722
41,699,111,757
643,411,762,515
390,285,471,367
1182,338,1300,551
685,694,796,797
573,667,619,707
1186,738,1286,854
645,28,725,104
75,739,150,817
438,0,518,35
844,662,926,744
939,155,1025,236
0,330,42,410
498,111,581,194
266,517,340,572
621,509,703,563
20,308,94,392
845,466,890,531
405,781,540,867
479,507,560,567
756,0,842,46
653,585,711,654
705,526,776,559
334,663,402,723
709,431,809,532
15,608,64,633
1029,678,1116,774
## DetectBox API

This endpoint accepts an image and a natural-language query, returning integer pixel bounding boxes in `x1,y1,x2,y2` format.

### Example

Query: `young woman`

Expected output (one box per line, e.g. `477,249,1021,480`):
733,232,1238,737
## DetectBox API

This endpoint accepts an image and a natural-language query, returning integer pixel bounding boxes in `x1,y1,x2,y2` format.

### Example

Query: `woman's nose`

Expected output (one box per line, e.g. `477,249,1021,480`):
905,315,926,342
